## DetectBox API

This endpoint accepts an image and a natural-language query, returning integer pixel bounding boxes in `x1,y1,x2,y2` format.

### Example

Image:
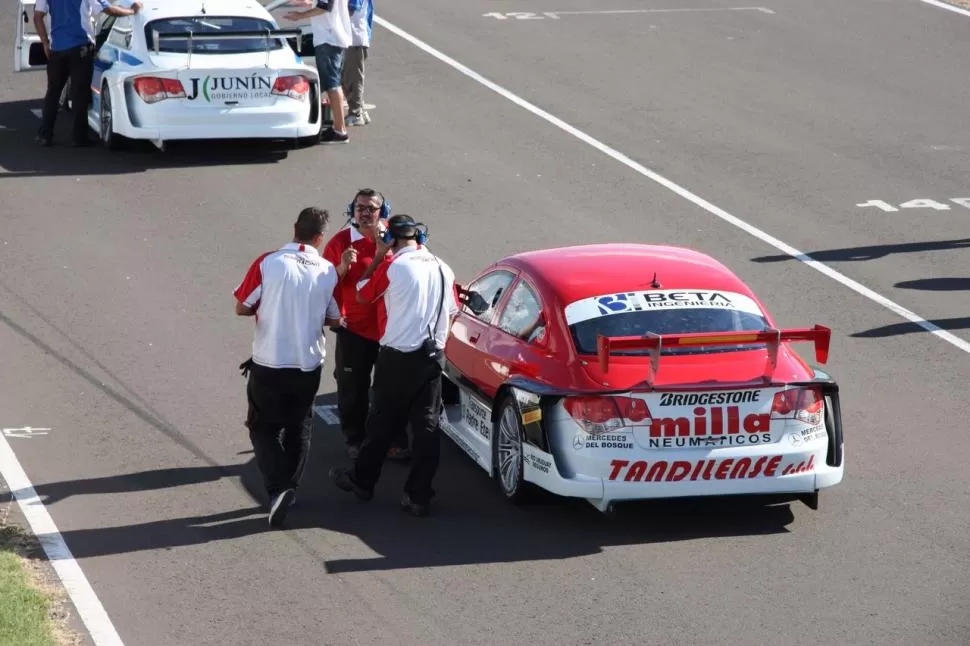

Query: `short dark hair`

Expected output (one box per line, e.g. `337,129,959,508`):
354,188,383,204
386,214,417,240
294,207,329,242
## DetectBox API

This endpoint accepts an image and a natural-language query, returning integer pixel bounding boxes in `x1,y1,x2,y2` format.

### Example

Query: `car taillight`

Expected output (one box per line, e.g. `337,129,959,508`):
771,387,823,425
563,396,651,435
272,75,309,100
133,76,186,104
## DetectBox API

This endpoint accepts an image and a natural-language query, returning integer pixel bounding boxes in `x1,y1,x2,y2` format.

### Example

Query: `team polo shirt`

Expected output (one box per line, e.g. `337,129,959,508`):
322,226,388,341
35,0,110,52
357,246,460,353
233,242,340,371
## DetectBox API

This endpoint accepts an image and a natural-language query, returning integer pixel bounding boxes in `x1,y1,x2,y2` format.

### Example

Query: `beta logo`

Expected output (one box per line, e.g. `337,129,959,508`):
647,405,771,448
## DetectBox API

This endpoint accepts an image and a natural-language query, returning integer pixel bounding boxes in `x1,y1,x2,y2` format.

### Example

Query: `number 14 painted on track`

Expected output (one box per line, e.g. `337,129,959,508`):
857,198,970,212
483,12,559,19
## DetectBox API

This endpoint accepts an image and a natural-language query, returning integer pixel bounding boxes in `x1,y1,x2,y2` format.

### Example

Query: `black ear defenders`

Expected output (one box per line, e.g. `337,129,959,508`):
381,217,428,245
346,190,391,226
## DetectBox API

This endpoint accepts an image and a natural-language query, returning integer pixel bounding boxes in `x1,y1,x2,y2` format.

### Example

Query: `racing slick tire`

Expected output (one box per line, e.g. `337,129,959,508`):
493,395,536,504
99,81,126,151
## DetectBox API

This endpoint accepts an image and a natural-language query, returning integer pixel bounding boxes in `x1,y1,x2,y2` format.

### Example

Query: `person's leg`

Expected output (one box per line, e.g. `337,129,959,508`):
334,330,374,455
314,43,348,143
401,359,443,515
69,43,95,144
341,45,367,125
279,366,322,494
38,48,72,144
246,366,291,503
331,349,409,498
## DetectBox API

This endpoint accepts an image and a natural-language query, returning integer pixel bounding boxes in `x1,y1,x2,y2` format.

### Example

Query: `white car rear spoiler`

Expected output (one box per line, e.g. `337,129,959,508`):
151,27,303,67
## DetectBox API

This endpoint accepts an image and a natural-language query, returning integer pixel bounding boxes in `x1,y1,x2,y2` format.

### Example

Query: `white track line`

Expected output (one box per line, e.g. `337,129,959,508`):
920,0,970,18
548,7,775,16
0,434,125,646
374,15,970,355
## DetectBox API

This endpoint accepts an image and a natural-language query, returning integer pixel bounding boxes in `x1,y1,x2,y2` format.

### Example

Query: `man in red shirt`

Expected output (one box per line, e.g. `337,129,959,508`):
323,189,409,461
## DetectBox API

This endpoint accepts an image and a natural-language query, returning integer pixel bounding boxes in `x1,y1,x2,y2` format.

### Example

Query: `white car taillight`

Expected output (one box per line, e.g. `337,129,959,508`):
272,75,309,100
133,77,187,104
771,386,824,425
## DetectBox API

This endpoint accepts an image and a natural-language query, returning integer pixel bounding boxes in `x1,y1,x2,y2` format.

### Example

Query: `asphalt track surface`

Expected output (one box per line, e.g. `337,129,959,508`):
1,0,969,644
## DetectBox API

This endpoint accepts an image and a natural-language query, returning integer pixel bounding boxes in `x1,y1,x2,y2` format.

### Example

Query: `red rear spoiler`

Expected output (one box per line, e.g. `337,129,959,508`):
596,325,831,385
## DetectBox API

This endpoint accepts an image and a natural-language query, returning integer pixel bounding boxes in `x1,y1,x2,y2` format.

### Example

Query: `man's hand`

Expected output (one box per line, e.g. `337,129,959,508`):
375,237,392,259
340,247,357,269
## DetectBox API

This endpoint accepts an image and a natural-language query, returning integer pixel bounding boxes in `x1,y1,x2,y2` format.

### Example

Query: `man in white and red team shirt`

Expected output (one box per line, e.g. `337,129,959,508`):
330,214,459,517
234,207,342,528
322,189,410,462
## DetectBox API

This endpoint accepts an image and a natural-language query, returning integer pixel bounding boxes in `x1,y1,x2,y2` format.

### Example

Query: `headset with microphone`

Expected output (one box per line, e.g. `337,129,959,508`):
344,189,391,228
381,215,428,245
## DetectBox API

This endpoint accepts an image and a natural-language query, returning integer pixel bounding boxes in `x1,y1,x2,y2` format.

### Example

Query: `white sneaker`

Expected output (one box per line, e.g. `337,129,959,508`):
268,489,295,528
346,112,370,126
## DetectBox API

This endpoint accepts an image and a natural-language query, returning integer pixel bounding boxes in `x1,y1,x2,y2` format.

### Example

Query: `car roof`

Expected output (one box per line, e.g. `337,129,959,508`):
135,0,272,22
500,243,759,306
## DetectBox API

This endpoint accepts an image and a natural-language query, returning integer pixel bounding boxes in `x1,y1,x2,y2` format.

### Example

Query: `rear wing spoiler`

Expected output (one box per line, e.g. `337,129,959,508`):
596,325,832,386
151,28,303,67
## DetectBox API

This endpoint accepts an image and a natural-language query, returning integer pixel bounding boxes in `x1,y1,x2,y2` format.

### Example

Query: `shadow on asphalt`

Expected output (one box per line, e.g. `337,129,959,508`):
0,98,297,177
751,238,970,263
895,277,970,291
850,316,970,339
8,389,800,571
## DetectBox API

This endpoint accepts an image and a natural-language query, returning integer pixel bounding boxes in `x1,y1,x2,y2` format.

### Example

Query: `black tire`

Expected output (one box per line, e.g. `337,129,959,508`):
493,395,533,504
99,82,122,150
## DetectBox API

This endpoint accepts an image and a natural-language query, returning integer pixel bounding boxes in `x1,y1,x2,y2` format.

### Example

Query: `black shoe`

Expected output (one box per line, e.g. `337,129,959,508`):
268,488,296,528
35,135,53,147
330,467,372,501
319,127,349,145
400,493,429,517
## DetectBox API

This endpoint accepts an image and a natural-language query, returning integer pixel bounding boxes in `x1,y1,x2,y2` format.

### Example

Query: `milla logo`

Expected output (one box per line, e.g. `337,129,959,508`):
185,75,273,101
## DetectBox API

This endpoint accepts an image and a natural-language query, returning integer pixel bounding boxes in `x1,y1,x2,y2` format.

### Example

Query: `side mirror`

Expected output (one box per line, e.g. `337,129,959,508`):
464,290,490,316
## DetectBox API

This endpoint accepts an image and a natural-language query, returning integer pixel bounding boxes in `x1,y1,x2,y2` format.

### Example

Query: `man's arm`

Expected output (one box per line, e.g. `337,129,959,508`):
33,0,50,58
284,0,332,21
91,0,142,18
233,254,267,317
356,258,390,305
235,301,256,316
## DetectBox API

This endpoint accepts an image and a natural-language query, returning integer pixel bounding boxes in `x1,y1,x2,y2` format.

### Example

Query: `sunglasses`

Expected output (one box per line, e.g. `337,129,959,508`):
355,204,380,213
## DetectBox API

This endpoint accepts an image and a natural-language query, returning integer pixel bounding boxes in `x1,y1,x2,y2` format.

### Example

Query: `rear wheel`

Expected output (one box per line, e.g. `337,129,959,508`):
494,396,532,503
99,82,122,150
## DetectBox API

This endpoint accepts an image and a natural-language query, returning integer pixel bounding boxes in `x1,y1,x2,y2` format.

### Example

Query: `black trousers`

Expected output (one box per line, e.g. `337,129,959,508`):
352,345,443,504
334,328,407,450
40,43,94,142
246,363,321,499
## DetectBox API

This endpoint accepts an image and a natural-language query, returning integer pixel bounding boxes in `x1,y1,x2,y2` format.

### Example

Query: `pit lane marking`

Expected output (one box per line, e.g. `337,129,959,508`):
312,405,339,425
483,7,775,19
857,198,970,212
0,434,125,645
920,0,970,18
373,14,970,356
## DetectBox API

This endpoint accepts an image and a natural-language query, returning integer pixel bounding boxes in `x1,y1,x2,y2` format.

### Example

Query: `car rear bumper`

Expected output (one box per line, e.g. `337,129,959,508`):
521,442,844,513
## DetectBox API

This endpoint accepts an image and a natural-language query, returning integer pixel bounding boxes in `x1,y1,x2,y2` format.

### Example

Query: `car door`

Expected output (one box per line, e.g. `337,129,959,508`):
14,0,46,72
481,276,556,392
90,14,126,115
445,268,517,397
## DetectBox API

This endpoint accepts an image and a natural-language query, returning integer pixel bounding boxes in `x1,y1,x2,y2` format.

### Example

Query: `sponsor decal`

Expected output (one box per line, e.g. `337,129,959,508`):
563,289,763,325
607,454,815,482
796,424,826,443
647,405,771,448
185,74,273,102
659,390,760,406
462,396,491,440
525,453,551,474
573,433,634,450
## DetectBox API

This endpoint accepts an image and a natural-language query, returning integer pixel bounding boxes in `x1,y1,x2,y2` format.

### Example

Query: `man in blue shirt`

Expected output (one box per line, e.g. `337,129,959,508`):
33,0,141,146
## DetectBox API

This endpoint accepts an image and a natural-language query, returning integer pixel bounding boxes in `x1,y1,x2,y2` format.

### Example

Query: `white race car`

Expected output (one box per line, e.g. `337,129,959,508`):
14,0,322,149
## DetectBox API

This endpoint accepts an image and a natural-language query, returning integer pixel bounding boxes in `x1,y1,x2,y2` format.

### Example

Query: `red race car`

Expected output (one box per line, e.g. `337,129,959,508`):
441,243,844,515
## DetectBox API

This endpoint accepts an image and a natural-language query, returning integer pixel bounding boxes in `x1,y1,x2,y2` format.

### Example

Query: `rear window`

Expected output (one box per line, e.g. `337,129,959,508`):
565,289,770,356
145,16,286,54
